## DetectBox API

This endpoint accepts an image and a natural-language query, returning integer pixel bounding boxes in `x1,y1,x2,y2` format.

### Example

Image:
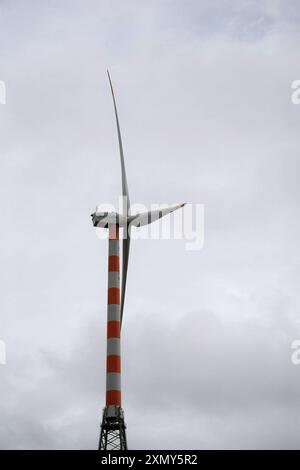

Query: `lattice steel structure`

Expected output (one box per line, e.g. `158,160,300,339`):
99,405,127,450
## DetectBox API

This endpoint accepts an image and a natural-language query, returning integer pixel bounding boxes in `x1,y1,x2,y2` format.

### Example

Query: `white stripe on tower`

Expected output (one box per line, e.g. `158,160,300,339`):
106,224,121,407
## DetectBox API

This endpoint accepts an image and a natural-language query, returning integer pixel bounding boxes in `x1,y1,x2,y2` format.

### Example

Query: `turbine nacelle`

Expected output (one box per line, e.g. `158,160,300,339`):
91,203,186,229
91,211,127,228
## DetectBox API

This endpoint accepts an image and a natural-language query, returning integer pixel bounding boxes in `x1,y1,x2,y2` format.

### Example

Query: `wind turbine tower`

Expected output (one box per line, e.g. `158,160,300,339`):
92,71,185,450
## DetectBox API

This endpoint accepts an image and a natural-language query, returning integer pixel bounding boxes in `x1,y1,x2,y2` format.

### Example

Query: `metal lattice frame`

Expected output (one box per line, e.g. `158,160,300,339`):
99,406,127,450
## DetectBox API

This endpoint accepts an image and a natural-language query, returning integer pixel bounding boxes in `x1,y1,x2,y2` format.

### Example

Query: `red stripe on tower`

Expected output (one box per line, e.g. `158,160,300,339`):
108,288,120,304
107,355,121,373
108,256,119,272
106,390,121,407
107,321,121,338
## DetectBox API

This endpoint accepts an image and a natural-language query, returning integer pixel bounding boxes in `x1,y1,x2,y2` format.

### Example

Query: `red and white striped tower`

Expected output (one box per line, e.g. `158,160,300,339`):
106,224,121,407
99,224,127,450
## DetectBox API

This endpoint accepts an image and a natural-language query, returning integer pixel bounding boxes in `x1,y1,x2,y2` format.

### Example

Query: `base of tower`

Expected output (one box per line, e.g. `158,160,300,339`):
99,405,127,450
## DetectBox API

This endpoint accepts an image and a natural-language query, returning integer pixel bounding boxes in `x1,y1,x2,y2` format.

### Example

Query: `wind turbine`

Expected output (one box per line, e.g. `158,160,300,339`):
92,71,185,451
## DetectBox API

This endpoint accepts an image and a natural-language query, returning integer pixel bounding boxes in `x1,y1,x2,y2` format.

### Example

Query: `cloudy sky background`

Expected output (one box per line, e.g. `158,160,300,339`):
0,0,300,449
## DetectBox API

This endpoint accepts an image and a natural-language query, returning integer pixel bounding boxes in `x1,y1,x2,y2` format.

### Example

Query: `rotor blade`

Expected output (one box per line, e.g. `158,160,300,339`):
107,70,130,217
120,232,130,327
129,203,186,227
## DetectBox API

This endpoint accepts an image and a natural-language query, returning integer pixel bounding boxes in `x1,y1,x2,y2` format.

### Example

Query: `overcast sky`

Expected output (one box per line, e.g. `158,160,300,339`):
0,0,300,449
